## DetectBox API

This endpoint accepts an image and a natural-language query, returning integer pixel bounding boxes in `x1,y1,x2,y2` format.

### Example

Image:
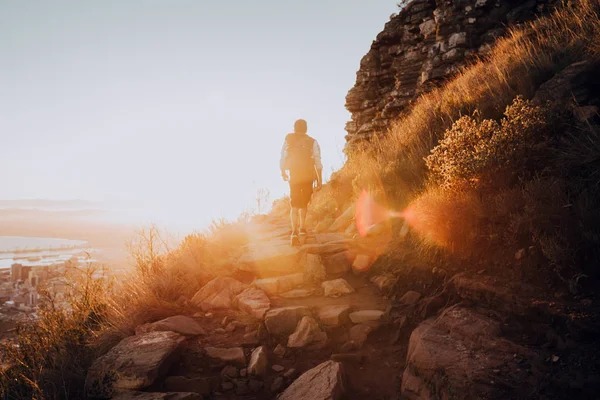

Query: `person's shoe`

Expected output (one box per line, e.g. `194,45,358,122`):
290,231,300,246
299,228,307,236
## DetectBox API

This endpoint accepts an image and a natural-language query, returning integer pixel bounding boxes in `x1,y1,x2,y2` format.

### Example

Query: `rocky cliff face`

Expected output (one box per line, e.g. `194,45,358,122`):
345,0,560,148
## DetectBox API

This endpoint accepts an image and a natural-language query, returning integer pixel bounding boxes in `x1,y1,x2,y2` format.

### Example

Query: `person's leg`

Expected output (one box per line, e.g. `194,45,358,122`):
290,207,299,234
299,208,307,231
298,181,313,234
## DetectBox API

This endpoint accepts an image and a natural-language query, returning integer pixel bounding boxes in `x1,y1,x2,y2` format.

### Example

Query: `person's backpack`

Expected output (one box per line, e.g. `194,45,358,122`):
284,133,316,182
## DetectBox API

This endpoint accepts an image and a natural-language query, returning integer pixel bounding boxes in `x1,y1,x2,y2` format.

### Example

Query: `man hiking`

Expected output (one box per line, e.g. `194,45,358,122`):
280,119,322,246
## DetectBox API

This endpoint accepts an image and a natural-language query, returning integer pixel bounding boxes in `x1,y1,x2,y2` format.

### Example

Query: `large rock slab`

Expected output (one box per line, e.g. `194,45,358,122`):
247,346,268,376
329,205,356,232
402,305,538,400
135,315,206,336
253,273,304,295
112,392,202,400
234,288,270,319
205,347,246,367
349,310,384,323
322,278,355,298
318,305,351,327
85,331,185,398
287,316,328,348
264,306,311,336
190,277,247,311
278,360,345,400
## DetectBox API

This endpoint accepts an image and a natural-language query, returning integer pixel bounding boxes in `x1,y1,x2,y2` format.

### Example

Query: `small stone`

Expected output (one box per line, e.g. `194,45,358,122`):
322,278,355,298
242,331,259,346
270,376,285,393
349,324,374,348
205,312,214,318
221,316,229,325
221,365,238,379
288,316,328,348
515,248,526,260
399,291,421,306
272,364,285,372
283,368,297,379
222,382,234,391
225,322,237,332
349,310,384,323
552,355,560,363
318,305,351,327
205,347,246,367
273,344,287,357
240,368,247,377
214,328,226,334
352,254,371,272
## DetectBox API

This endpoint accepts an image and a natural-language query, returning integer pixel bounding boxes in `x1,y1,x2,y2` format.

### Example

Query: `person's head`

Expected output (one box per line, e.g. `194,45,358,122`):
294,119,307,135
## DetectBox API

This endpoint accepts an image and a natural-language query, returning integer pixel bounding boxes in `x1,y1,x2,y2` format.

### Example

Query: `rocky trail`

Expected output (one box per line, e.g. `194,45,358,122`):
83,215,600,400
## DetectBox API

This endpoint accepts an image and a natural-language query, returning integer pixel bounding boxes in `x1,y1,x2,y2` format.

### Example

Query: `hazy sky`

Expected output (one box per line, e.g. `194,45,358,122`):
0,1,398,231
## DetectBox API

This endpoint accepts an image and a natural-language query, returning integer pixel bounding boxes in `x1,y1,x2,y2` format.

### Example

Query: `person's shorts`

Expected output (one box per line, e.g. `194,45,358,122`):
289,181,314,208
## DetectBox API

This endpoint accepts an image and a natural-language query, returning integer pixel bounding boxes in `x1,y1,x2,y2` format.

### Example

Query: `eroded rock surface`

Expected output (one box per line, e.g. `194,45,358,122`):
190,277,247,311
278,360,345,400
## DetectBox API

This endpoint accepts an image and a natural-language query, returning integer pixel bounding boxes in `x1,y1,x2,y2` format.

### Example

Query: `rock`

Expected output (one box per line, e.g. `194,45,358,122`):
283,368,297,379
330,205,356,232
221,381,234,391
322,278,355,298
205,347,246,367
221,365,238,379
280,288,315,298
190,277,247,311
85,331,185,398
270,376,285,393
370,275,395,291
287,316,328,348
315,217,335,233
240,368,247,377
399,291,422,306
247,346,268,376
402,306,538,399
111,392,202,400
515,248,526,260
304,254,327,283
419,295,446,318
242,331,259,346
225,322,238,332
221,316,229,326
352,254,371,273
349,310,385,323
233,288,271,319
324,251,355,275
348,323,375,348
278,360,345,400
249,379,264,393
234,379,250,395
300,243,349,255
135,315,206,336
318,305,352,327
273,344,287,357
204,312,213,318
163,376,214,395
264,306,311,336
253,273,305,295
214,328,226,334
272,364,285,372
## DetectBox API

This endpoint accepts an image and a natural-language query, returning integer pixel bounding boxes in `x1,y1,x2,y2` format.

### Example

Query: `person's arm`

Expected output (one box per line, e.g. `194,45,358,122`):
280,137,289,181
313,139,323,189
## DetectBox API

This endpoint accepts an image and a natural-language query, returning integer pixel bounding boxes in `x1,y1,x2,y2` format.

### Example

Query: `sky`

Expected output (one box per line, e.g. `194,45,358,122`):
0,0,398,232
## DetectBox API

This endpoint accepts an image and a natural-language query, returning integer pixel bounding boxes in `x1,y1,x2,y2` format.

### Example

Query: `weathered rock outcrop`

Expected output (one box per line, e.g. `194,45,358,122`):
345,0,559,147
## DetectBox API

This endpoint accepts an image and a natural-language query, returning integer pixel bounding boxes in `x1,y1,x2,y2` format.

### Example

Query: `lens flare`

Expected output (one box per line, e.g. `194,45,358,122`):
355,190,404,237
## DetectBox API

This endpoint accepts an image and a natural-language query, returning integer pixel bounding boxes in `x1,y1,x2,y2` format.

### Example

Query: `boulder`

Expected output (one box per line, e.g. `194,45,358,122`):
135,315,206,336
264,306,311,336
304,254,327,283
370,275,396,291
287,316,328,348
273,344,287,357
399,291,422,306
190,277,247,311
85,331,185,398
352,254,371,272
322,278,355,298
247,346,269,376
348,324,374,348
111,392,202,400
234,288,271,319
402,306,538,400
164,376,214,395
278,360,345,400
204,347,246,367
349,310,384,323
318,305,351,327
329,205,356,232
324,251,356,275
253,273,305,295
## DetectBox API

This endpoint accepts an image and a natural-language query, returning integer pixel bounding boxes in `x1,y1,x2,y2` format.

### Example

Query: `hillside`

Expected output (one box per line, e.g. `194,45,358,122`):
2,0,600,399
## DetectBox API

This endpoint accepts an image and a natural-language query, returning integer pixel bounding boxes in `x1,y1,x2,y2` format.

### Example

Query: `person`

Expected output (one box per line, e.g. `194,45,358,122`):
280,119,322,245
